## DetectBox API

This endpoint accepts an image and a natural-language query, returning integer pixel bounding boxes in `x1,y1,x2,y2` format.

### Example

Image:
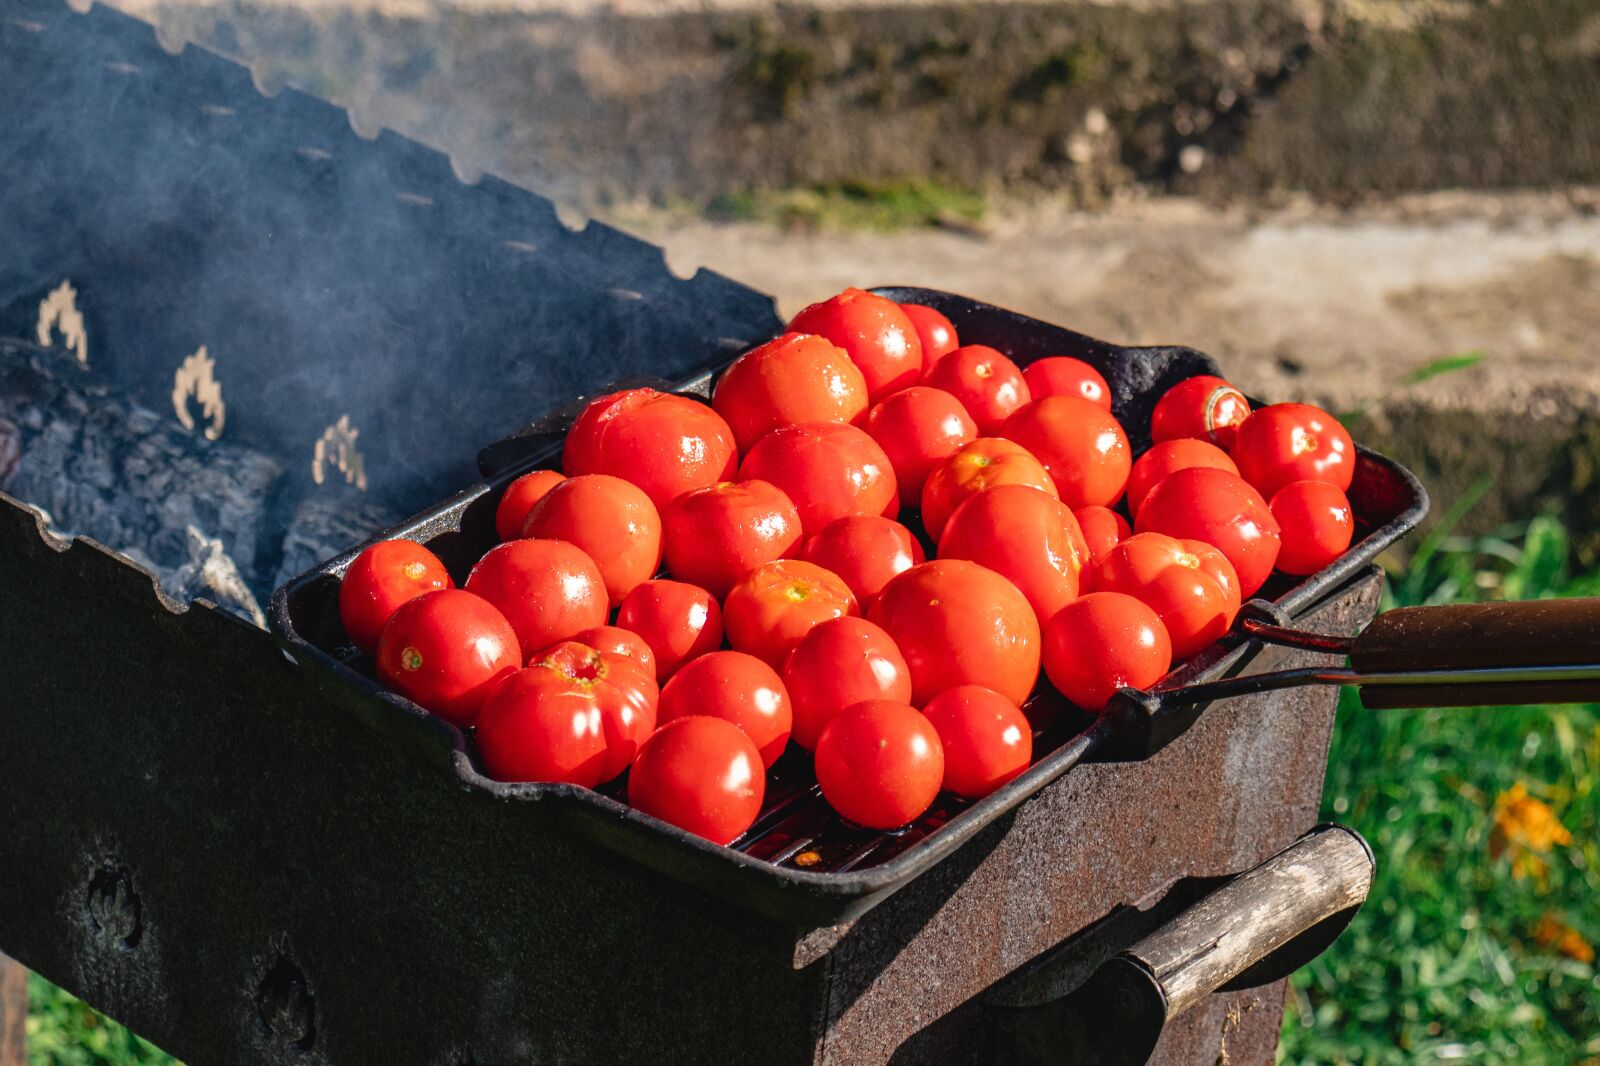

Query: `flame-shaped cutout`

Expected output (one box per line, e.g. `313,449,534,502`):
171,346,225,440
37,281,88,365
312,416,368,492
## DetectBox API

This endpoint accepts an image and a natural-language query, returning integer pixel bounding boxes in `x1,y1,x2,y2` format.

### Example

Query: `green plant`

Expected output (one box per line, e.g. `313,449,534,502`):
25,973,180,1065
706,179,984,232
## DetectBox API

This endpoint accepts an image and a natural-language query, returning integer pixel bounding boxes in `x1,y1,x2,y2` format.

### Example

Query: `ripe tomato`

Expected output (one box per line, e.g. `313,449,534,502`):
724,559,858,667
375,589,519,726
339,539,453,654
1074,505,1131,562
919,437,1058,544
1087,532,1241,661
782,616,912,751
1042,592,1172,712
789,288,924,401
1150,375,1251,450
615,579,724,681
711,332,869,451
865,386,978,499
522,474,663,606
1022,356,1112,411
900,303,959,373
662,479,802,598
562,387,738,510
475,640,658,786
937,484,1089,627
659,650,792,767
464,538,607,659
738,421,898,533
924,344,1031,435
628,716,765,845
869,559,1041,705
815,700,944,830
800,515,926,609
920,685,1032,799
1232,403,1355,498
493,469,566,542
1270,480,1355,576
1002,395,1131,510
569,624,657,679
1125,438,1239,517
1134,467,1282,598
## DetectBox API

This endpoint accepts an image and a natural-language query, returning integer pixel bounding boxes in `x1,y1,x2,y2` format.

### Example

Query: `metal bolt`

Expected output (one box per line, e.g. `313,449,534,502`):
84,865,142,950
256,956,316,1052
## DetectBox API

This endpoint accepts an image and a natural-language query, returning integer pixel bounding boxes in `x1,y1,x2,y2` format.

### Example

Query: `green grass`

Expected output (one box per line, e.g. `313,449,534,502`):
706,179,985,233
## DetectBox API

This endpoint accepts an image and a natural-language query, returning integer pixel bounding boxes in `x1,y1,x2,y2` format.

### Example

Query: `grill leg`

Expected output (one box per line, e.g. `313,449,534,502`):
0,953,25,1066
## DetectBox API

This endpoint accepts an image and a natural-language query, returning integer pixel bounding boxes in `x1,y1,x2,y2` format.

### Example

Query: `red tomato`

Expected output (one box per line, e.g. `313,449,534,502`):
900,303,959,373
1125,438,1239,517
865,386,978,499
1042,592,1172,712
1150,375,1252,450
924,344,1031,434
711,332,869,451
800,515,926,609
937,485,1089,627
869,559,1041,705
1087,532,1241,661
662,479,802,598
1270,480,1356,576
724,559,858,667
522,474,663,606
919,437,1058,544
814,700,944,830
562,387,738,510
569,625,657,679
920,685,1033,799
1022,356,1112,411
1074,505,1131,562
738,421,898,533
493,469,566,542
615,579,724,681
659,650,792,767
782,616,912,751
1232,403,1355,498
339,539,453,654
375,589,519,726
628,716,765,845
789,288,924,401
464,538,607,659
1134,467,1282,598
1002,395,1131,510
476,640,658,786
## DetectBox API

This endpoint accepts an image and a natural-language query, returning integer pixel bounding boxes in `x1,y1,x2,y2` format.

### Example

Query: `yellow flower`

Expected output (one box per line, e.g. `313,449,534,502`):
1532,913,1596,965
1489,782,1572,884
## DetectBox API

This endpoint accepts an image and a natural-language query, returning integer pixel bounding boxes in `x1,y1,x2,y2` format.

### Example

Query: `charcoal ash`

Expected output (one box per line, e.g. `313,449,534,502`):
274,489,404,591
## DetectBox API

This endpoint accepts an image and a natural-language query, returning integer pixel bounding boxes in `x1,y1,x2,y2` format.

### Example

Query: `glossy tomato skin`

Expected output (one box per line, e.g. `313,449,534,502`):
339,539,453,654
1075,505,1131,562
375,589,520,726
662,479,802,598
615,579,724,681
562,388,738,510
782,616,912,751
789,288,924,401
1022,357,1112,411
724,559,858,667
1042,592,1172,712
1125,438,1239,517
924,344,1031,435
1232,403,1356,498
870,559,1041,705
711,332,869,451
800,515,925,609
658,650,792,767
937,484,1089,627
494,469,566,542
522,474,663,606
1002,395,1132,510
900,303,959,372
738,421,898,533
1270,480,1356,576
814,700,944,830
865,386,978,499
1135,467,1282,597
464,538,607,659
569,625,657,678
1087,532,1241,661
920,437,1058,544
920,685,1033,799
628,716,765,845
1150,375,1252,450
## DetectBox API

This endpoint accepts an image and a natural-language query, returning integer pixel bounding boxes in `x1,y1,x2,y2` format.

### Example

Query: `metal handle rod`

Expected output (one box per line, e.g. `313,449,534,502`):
1156,662,1600,707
